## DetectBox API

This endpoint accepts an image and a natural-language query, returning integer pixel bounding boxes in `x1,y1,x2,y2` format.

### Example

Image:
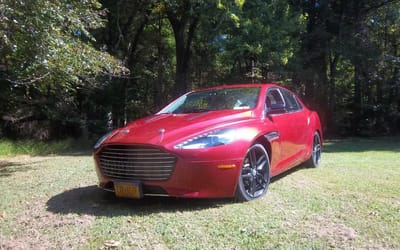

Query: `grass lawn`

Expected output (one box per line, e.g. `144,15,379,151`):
0,137,399,249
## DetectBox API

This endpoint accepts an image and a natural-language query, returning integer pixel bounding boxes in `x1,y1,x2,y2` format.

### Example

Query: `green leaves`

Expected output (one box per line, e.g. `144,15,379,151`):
217,0,303,81
1,0,123,90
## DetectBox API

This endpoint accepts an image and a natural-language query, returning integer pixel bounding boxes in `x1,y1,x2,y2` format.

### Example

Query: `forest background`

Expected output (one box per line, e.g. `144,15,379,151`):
1,0,399,141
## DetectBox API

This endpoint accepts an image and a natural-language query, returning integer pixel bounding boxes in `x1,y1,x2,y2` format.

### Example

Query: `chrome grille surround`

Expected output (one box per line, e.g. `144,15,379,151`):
97,145,177,181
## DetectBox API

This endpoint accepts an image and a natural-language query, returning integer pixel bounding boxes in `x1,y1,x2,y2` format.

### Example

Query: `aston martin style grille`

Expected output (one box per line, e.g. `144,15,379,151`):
98,145,177,181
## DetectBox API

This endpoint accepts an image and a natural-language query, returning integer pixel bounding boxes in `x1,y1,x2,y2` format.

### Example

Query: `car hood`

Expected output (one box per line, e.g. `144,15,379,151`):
104,110,257,147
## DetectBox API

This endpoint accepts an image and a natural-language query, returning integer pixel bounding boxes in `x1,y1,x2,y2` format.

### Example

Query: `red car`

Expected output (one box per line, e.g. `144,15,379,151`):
93,83,322,201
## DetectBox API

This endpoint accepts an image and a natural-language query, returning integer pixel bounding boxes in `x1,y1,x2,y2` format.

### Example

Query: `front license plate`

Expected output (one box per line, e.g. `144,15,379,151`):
114,182,143,199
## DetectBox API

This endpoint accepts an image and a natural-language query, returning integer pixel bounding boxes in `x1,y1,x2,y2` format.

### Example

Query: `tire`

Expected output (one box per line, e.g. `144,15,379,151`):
307,132,322,168
235,144,270,202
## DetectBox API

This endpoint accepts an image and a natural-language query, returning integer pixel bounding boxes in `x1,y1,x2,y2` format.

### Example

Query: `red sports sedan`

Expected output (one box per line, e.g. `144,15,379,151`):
93,83,322,201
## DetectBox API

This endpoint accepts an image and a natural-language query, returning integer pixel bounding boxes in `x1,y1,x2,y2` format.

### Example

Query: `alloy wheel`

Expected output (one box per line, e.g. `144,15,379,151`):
237,144,270,200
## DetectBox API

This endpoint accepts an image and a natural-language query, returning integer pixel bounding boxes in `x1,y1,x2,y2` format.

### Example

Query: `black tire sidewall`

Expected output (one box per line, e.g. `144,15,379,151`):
310,132,321,168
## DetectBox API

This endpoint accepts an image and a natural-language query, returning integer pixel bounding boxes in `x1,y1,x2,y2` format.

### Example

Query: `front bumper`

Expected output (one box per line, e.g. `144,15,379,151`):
94,143,248,198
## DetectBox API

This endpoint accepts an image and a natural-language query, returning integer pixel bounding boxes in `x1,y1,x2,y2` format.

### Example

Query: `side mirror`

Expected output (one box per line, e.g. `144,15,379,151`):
267,103,286,115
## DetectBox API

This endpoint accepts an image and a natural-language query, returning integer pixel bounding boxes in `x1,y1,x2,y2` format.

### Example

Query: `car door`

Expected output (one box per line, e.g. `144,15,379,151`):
265,87,308,171
279,88,308,155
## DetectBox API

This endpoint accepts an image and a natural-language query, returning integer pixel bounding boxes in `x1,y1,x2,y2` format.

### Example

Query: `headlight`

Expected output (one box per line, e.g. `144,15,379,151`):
94,131,113,149
175,128,236,149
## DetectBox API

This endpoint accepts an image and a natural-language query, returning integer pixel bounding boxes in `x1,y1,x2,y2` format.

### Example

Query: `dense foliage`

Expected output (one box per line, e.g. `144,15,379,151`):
1,0,399,139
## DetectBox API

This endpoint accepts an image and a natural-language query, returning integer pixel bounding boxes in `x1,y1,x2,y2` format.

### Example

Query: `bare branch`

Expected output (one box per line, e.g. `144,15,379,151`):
6,72,50,86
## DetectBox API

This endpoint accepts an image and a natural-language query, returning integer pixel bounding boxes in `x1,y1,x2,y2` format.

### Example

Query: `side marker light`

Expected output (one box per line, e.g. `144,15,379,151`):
217,164,236,169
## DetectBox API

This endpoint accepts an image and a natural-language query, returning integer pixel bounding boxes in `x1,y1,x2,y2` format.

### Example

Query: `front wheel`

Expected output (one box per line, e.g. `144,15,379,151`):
307,132,322,168
235,144,270,202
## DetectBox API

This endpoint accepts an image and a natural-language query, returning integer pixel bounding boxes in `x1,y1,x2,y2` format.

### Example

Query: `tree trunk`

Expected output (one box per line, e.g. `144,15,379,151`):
327,53,339,136
353,63,363,134
154,13,166,110
166,1,199,97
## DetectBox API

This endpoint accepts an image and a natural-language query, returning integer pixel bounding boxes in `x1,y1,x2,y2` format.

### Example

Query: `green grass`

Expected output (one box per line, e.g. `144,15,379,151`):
0,137,399,249
0,138,93,156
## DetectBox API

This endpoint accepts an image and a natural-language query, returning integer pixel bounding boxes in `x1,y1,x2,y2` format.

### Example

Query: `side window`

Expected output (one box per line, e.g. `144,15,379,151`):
280,89,302,112
266,89,285,107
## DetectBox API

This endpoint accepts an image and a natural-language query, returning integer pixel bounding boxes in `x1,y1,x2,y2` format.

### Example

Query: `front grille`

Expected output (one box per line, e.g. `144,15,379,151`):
98,145,177,181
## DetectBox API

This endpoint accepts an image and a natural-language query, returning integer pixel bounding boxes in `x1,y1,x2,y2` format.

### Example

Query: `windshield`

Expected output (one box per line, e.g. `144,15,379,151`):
160,87,260,114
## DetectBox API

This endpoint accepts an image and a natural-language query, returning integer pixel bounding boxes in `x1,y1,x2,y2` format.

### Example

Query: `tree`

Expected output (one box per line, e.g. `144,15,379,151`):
289,0,400,136
162,0,246,95
0,0,123,139
219,0,304,83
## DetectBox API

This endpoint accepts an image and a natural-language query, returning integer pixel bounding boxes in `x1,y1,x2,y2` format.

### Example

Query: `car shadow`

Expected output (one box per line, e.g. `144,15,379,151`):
270,164,307,183
46,185,234,216
47,165,307,217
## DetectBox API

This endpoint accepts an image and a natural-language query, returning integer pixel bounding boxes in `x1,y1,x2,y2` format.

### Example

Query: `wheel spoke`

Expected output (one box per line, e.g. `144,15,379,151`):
249,175,257,196
256,173,267,186
256,155,267,170
241,172,253,179
242,162,251,172
249,149,257,167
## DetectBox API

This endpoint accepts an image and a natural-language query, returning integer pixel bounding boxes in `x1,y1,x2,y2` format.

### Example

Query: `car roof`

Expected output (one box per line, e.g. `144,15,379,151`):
191,83,280,92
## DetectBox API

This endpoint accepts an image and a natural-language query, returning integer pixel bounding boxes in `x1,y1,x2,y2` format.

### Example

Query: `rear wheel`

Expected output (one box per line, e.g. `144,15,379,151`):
235,144,270,202
307,132,322,168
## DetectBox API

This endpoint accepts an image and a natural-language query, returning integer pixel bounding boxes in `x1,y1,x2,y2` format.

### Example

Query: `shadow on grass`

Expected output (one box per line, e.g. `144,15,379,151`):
0,161,26,177
271,164,308,183
47,161,310,216
47,166,307,217
46,185,234,216
0,159,42,177
57,150,93,157
323,137,400,153
52,135,387,216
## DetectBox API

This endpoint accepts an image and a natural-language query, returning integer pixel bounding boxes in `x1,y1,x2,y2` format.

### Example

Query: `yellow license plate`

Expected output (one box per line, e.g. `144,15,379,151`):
114,182,142,199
